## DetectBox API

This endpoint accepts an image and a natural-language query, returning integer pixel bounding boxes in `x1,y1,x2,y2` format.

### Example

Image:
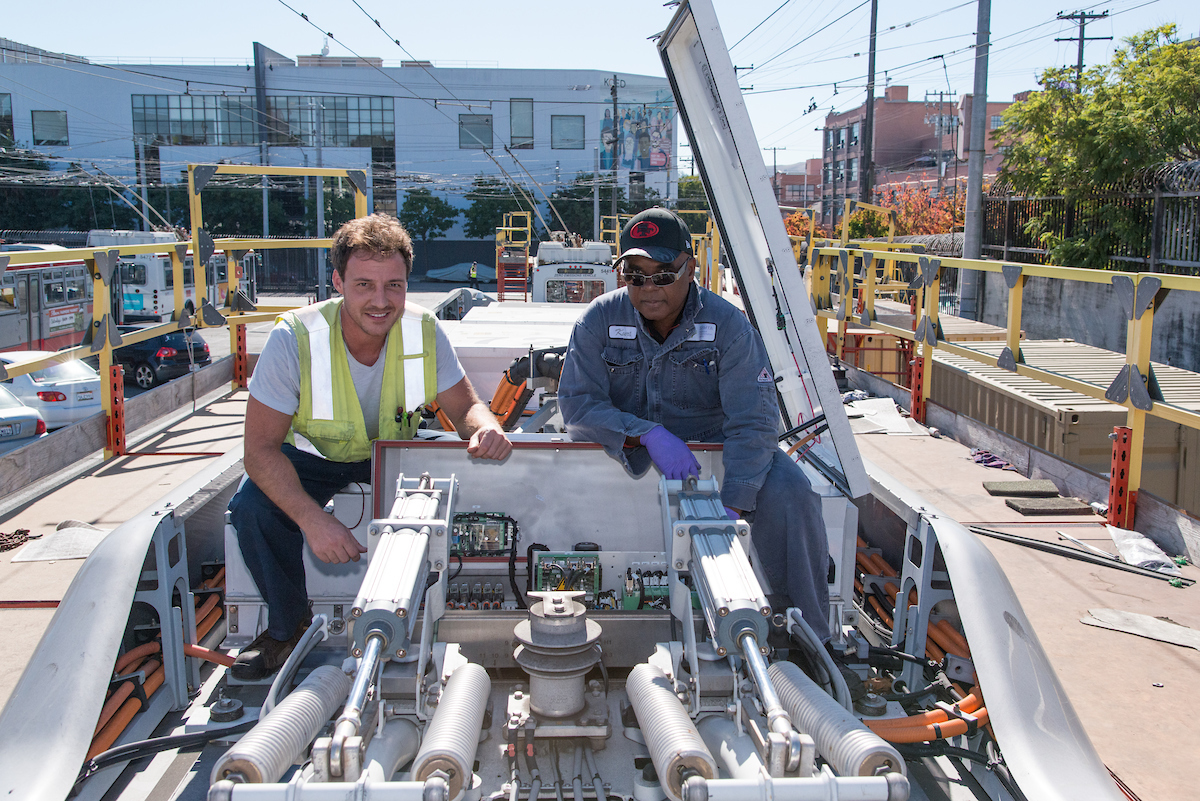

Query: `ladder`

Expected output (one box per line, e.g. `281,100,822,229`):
495,211,532,301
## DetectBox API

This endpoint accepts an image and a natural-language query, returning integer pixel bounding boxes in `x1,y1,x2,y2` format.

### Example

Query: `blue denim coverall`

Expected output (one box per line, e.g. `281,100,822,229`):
558,283,830,641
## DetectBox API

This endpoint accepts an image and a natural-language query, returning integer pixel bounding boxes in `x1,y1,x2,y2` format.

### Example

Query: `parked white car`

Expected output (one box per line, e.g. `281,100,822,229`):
0,351,103,430
0,385,47,455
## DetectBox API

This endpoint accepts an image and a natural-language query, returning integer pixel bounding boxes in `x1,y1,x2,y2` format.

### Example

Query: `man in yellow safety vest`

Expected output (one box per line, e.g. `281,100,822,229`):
228,213,512,680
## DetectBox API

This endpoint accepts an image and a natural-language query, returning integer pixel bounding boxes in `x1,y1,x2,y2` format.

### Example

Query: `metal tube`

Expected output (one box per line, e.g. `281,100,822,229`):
208,777,433,801
571,744,584,801
412,663,493,800
625,663,716,801
363,719,421,781
685,773,909,801
211,665,352,785
738,632,792,736
696,716,767,780
584,745,605,801
767,661,904,778
331,632,384,777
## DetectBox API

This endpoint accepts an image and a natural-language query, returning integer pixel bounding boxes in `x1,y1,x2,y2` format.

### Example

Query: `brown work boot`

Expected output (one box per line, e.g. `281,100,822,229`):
230,617,311,681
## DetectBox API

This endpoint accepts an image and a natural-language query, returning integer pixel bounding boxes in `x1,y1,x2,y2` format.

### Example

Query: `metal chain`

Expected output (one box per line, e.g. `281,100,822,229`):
0,529,36,552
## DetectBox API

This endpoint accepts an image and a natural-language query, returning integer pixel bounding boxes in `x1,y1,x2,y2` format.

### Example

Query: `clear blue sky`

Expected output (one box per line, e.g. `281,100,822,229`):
4,0,1196,166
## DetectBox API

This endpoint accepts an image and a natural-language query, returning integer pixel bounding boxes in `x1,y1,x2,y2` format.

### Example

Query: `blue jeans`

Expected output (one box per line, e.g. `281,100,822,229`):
744,449,831,642
228,444,372,639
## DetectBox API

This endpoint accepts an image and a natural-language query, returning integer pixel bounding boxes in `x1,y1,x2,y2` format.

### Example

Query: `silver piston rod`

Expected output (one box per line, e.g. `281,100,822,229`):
329,631,385,778
739,631,792,738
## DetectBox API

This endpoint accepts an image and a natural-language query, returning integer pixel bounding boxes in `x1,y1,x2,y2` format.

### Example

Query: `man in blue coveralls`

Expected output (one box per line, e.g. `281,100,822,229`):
557,208,830,641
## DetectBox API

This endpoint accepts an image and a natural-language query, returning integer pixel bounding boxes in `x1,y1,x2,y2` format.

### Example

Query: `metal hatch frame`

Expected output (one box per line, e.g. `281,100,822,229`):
656,0,869,499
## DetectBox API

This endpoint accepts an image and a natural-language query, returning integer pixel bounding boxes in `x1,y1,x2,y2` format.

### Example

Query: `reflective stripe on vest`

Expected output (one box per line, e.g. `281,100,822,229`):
293,304,334,420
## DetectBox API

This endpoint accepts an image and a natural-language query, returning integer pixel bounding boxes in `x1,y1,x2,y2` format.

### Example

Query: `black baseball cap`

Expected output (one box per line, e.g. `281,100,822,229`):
615,207,694,268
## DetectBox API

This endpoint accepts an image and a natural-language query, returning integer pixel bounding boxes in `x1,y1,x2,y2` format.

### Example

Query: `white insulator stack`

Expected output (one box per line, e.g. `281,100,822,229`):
767,661,905,777
412,663,492,799
625,663,716,801
211,665,351,784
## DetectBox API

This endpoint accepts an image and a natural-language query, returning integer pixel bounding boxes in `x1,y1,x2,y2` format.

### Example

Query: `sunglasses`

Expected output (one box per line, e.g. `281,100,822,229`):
622,257,690,287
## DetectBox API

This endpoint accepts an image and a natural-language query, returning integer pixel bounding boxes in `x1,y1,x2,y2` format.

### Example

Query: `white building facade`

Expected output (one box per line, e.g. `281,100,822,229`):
0,41,676,239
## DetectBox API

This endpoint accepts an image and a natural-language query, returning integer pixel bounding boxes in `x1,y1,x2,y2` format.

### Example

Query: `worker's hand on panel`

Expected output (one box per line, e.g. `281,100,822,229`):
305,516,368,564
468,426,513,461
641,425,701,480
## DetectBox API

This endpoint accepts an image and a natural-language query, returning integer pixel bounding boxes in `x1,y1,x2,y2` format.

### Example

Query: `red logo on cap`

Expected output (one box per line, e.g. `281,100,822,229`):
630,221,660,239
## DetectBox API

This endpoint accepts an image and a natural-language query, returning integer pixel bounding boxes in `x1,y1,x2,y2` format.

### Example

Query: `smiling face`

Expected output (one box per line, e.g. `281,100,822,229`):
623,253,695,339
331,250,409,360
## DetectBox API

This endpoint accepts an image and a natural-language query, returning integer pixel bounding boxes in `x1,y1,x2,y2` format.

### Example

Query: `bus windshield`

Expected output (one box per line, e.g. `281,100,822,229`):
121,262,147,286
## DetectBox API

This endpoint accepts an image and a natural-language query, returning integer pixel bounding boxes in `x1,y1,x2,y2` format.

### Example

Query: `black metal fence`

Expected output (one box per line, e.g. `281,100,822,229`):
983,161,1200,274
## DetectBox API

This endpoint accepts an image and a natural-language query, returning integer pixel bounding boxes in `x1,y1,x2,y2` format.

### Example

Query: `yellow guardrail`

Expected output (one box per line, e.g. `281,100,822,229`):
0,164,369,458
806,242,1200,522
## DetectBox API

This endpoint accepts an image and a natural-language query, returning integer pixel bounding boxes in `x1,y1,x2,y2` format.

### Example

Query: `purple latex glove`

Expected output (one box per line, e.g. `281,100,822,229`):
723,506,741,520
641,425,701,480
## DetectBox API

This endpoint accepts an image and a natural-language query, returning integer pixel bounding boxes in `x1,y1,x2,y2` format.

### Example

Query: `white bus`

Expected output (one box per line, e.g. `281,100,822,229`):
87,230,254,323
530,240,617,303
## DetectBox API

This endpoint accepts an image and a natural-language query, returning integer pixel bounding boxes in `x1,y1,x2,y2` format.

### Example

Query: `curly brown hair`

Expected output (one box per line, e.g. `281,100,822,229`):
331,214,415,278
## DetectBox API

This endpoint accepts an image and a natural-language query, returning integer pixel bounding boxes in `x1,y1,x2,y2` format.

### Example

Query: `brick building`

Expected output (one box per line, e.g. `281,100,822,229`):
775,158,821,211
819,85,1017,225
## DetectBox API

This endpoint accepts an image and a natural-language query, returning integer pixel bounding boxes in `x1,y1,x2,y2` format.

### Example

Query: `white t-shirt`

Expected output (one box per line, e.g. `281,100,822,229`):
249,303,467,440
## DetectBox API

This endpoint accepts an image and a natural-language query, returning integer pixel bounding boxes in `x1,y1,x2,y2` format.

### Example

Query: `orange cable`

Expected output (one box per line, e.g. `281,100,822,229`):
184,643,235,668
88,664,164,760
867,707,991,743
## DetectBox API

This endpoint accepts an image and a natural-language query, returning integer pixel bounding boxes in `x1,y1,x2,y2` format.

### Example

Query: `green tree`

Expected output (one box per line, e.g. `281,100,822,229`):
462,176,528,239
399,187,459,241
995,24,1200,267
546,172,660,238
302,182,357,237
200,187,290,237
676,175,709,212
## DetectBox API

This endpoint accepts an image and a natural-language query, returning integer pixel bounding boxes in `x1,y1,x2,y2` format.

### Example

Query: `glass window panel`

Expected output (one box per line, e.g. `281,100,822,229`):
550,115,584,149
459,114,493,149
31,110,68,146
510,98,534,149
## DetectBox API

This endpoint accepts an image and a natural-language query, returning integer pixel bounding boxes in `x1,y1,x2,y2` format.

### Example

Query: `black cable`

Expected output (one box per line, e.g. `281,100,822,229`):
986,741,1029,801
893,741,989,765
449,553,463,581
509,545,526,610
526,543,549,593
885,680,941,703
893,741,1029,801
868,645,930,666
74,719,256,790
778,413,827,441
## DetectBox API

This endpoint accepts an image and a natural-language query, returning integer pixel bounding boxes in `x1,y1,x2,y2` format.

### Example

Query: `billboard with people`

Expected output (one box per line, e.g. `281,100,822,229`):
600,98,674,173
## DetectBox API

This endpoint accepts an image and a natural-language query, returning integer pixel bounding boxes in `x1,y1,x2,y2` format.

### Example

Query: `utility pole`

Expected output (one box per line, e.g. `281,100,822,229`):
609,74,623,227
763,147,786,204
593,147,600,241
136,138,151,231
252,43,271,240
860,0,879,203
925,91,948,195
961,0,992,317
313,101,327,300
1056,10,1111,92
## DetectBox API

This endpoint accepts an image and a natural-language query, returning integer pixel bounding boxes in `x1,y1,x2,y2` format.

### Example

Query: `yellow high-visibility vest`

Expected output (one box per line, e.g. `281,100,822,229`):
282,298,437,462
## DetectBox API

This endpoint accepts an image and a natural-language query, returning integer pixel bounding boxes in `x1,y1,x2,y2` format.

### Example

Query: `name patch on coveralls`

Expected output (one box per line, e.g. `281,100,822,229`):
685,323,717,342
608,325,638,340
